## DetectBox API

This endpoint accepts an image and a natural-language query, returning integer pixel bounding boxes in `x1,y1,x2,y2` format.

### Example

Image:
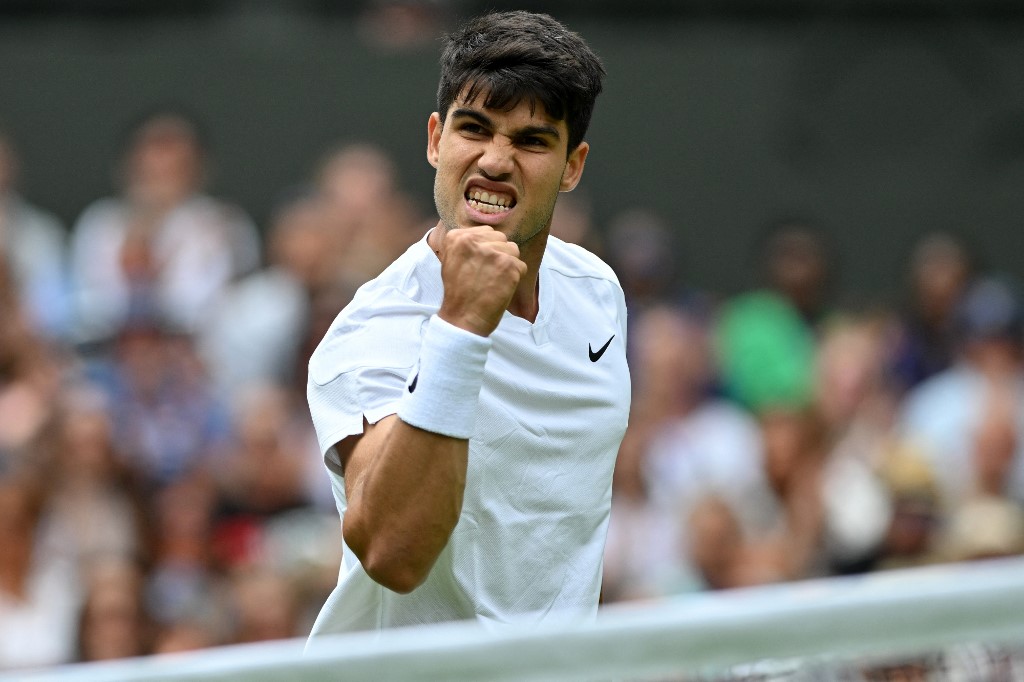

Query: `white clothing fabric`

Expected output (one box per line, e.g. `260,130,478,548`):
644,400,767,533
899,365,1024,506
602,496,688,601
198,266,308,401
0,556,80,670
70,194,260,340
306,232,630,634
36,486,140,569
637,400,772,582
0,192,71,338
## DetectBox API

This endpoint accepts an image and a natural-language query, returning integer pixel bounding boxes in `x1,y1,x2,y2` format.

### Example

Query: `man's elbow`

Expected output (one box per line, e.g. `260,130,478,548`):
343,521,431,594
361,552,429,594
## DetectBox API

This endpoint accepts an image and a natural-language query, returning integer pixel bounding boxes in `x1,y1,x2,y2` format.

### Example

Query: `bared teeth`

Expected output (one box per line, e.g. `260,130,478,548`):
468,198,510,214
468,189,513,211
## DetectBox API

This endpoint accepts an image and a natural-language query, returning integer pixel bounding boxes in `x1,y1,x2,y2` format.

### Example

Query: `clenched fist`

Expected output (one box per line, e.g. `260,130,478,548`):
436,226,528,337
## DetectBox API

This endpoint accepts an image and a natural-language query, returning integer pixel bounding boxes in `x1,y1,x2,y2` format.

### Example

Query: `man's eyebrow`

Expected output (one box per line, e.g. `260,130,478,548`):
450,108,561,140
451,108,494,128
515,123,561,141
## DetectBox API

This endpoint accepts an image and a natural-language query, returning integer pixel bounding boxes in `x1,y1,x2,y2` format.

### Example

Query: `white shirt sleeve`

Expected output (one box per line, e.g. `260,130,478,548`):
306,291,430,471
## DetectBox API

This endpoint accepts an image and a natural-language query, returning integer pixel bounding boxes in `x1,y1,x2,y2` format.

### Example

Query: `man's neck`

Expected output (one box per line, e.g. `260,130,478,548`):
507,229,546,322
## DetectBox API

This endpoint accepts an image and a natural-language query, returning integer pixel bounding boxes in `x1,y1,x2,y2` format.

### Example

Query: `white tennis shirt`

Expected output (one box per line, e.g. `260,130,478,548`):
306,232,630,635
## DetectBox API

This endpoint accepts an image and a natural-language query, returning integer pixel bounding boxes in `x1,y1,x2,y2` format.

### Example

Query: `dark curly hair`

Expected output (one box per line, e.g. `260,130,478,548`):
437,11,606,154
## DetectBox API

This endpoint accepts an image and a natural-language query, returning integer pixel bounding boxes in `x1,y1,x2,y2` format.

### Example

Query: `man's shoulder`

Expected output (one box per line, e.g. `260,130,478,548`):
7,194,64,234
4,196,65,257
308,236,438,385
543,236,621,287
72,197,124,230
899,365,979,427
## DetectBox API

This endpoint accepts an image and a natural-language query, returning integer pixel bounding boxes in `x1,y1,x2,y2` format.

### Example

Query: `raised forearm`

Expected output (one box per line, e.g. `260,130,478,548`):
343,416,468,593
344,225,525,593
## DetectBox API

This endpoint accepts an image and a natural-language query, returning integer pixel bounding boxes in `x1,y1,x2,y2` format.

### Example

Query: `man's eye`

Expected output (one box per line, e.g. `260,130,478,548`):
461,123,486,135
521,137,547,147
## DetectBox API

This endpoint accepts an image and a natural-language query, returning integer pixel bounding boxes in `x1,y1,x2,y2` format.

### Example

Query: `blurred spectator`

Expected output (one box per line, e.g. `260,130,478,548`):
0,259,62,467
756,217,835,329
213,383,313,526
85,315,232,487
145,472,228,630
929,384,1024,564
227,567,301,644
712,217,830,414
602,426,676,602
970,383,1019,499
872,448,944,571
749,406,828,581
684,495,750,590
206,381,337,629
898,275,1024,508
813,316,897,573
294,279,360,395
641,307,769,545
0,469,80,669
549,189,605,257
198,195,322,401
939,495,1024,563
69,110,260,344
0,129,72,340
888,231,974,392
605,208,690,315
35,385,146,574
714,290,816,413
75,556,151,662
815,315,892,443
258,510,344,631
315,142,423,289
151,618,220,655
604,305,767,600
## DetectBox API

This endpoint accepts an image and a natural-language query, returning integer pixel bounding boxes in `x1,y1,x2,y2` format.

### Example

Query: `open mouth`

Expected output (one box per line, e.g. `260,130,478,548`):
466,189,515,215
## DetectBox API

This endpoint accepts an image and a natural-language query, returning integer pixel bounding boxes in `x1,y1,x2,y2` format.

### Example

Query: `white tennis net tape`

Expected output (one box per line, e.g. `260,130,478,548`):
10,557,1024,682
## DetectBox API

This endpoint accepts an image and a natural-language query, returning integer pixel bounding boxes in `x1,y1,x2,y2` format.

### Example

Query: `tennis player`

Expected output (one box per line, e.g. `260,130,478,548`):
306,10,630,635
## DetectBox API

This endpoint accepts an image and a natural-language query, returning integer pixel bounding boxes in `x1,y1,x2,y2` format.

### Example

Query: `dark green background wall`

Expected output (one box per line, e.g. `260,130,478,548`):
3,4,1024,301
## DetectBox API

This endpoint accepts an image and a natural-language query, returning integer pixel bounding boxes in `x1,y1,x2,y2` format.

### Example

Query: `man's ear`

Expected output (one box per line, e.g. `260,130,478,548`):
427,112,443,169
559,141,589,192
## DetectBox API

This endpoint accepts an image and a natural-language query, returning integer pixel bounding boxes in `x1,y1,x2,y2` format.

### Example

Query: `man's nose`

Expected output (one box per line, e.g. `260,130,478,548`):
477,137,514,179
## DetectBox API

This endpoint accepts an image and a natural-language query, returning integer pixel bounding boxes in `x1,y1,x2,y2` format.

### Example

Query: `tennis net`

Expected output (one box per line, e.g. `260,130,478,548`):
10,556,1024,681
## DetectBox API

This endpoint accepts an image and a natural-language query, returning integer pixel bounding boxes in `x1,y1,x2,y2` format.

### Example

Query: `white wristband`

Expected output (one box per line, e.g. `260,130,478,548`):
397,315,492,439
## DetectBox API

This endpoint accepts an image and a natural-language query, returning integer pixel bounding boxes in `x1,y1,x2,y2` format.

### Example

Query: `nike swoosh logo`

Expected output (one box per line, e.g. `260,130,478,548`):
589,335,615,362
408,372,418,393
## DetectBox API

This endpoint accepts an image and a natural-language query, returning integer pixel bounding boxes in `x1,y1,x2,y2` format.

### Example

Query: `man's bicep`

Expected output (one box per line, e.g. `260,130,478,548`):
337,414,399,499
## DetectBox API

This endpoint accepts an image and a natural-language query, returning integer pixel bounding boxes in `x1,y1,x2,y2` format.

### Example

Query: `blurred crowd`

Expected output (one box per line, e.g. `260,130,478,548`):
2,109,1024,671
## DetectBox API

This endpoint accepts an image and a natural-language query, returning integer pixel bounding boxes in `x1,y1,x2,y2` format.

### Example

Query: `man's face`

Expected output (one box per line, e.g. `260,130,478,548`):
125,123,203,207
427,93,588,247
